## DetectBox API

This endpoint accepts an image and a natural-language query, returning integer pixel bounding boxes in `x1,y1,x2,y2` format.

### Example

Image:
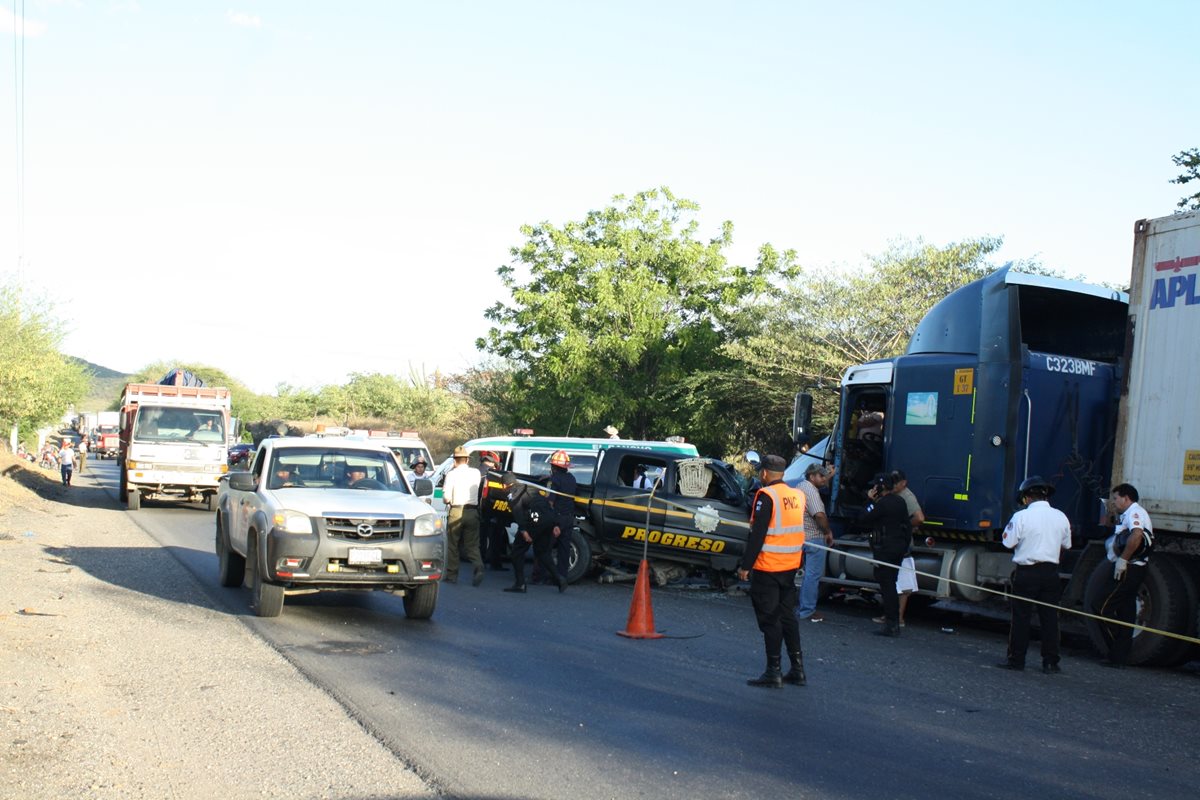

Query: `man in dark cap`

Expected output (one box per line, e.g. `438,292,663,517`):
500,472,566,593
736,454,807,687
477,452,508,570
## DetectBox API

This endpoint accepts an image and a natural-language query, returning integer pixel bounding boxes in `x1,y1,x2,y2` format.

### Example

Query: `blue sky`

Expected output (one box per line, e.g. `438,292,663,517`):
2,1,1197,393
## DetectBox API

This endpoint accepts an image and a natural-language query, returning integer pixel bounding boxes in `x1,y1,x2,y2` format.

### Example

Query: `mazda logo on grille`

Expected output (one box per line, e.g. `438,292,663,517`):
356,523,374,538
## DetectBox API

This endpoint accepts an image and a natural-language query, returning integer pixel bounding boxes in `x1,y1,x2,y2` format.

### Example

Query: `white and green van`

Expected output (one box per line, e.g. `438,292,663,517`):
431,435,698,485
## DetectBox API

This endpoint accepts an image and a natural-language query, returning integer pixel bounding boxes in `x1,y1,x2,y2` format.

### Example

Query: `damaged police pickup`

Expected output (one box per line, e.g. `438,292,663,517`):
214,437,446,618
488,446,755,586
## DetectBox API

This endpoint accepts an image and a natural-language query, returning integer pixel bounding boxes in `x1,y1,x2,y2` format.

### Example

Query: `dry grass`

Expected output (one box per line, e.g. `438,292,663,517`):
0,453,59,516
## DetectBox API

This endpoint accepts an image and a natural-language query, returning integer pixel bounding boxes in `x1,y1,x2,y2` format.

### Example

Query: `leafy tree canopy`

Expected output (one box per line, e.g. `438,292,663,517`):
0,283,89,432
682,236,1015,455
477,187,797,450
1171,147,1200,211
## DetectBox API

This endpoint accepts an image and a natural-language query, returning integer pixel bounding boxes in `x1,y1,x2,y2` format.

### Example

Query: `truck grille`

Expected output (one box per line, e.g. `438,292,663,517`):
324,516,406,541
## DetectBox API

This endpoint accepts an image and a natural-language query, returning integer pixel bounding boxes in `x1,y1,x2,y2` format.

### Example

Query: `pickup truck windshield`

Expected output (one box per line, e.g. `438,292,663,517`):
133,406,226,444
267,447,410,492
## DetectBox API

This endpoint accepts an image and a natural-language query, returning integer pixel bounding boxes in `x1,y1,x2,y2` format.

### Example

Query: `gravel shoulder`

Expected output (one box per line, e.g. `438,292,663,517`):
0,455,436,800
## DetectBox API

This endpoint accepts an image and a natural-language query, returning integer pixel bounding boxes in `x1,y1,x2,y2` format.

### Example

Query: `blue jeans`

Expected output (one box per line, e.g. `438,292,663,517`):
796,540,826,618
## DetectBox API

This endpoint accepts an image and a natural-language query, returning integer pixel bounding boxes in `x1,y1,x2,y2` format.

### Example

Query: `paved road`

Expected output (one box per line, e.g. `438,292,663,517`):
90,460,1200,800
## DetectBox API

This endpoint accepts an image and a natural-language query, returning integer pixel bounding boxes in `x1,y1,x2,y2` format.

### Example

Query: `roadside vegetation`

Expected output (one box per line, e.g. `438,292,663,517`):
12,174,1146,459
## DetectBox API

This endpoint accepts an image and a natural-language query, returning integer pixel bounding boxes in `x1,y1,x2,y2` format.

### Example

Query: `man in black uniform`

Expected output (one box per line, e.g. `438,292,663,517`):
858,473,911,637
477,452,508,570
501,472,566,593
544,450,578,586
998,476,1072,673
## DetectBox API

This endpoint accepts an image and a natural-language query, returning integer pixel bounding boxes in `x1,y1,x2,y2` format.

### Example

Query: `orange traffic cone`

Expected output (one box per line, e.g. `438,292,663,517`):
617,559,664,639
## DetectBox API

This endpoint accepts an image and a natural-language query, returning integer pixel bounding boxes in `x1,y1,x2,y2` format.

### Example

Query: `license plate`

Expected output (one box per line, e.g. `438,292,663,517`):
348,548,383,565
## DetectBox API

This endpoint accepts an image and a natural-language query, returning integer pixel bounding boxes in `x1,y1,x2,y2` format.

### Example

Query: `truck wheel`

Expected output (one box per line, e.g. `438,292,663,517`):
556,528,593,584
402,582,439,619
215,516,245,588
247,537,284,617
1083,556,1190,666
127,488,141,511
206,493,218,513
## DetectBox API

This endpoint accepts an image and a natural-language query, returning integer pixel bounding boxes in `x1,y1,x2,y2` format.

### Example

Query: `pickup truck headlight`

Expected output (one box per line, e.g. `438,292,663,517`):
273,511,313,534
413,514,441,537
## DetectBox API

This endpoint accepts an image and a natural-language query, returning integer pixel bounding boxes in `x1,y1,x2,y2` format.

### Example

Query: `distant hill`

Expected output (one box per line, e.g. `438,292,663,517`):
69,357,133,412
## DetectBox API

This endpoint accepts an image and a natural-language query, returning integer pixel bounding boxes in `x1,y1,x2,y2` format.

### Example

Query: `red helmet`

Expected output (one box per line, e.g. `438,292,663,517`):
549,450,571,468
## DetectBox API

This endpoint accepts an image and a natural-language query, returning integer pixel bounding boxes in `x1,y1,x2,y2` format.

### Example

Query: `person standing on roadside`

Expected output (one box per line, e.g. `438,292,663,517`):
858,473,911,637
1092,483,1155,669
795,463,835,623
76,438,89,474
477,452,508,571
737,454,807,688
442,447,484,586
58,441,76,487
543,450,577,586
501,472,566,593
997,476,1072,673
872,469,925,628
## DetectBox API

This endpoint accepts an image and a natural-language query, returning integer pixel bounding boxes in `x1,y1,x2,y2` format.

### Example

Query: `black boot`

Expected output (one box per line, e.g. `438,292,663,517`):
503,584,527,593
747,656,783,688
784,651,806,686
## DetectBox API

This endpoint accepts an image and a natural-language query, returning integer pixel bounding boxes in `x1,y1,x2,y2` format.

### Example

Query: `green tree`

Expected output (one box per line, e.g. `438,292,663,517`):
691,237,1010,454
1171,147,1200,211
478,187,796,452
0,283,89,436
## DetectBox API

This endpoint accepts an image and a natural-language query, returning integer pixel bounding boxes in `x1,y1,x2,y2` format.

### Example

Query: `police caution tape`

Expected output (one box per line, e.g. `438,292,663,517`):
620,526,727,553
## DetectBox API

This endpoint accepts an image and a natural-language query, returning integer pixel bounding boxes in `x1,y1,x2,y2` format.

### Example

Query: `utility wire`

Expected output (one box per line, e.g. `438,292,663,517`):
12,0,25,278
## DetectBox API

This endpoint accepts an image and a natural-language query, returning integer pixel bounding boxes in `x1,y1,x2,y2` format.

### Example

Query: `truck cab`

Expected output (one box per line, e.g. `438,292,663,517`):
821,269,1129,604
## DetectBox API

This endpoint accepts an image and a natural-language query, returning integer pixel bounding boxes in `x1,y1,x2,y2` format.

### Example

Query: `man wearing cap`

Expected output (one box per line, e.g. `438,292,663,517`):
477,452,508,570
442,446,484,586
997,476,1071,672
736,454,807,688
500,471,566,593
795,463,835,622
604,425,620,439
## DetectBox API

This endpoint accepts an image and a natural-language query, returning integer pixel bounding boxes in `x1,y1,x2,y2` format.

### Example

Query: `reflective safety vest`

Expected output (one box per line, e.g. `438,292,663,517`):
751,483,806,572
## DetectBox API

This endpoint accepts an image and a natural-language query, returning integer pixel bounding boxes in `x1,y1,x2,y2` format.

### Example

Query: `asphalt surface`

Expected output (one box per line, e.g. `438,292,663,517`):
86,460,1200,799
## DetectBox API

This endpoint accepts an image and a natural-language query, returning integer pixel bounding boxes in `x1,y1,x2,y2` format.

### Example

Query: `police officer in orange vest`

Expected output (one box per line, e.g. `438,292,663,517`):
737,454,807,688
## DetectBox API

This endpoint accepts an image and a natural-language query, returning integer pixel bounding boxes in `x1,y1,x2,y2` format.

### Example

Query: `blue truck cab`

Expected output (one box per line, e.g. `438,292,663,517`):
821,268,1129,606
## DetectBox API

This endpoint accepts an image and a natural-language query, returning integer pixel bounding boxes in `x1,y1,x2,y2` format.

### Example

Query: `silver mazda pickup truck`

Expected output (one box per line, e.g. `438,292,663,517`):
215,436,446,618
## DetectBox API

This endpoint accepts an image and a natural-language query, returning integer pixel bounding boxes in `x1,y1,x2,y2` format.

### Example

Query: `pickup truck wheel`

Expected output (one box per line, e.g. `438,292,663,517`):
127,488,141,511
215,516,245,588
206,493,218,513
403,582,438,619
1084,556,1190,666
248,539,284,617
557,528,592,584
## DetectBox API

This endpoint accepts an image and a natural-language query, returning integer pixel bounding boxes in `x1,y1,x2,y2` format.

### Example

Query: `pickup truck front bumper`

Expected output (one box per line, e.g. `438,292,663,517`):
264,514,445,587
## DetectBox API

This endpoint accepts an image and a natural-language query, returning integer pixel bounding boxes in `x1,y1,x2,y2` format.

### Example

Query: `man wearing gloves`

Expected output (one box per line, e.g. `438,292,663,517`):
1091,483,1155,668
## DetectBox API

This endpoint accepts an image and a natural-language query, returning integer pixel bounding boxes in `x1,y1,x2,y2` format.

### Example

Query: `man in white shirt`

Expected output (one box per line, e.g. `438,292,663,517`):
1092,482,1155,668
442,447,484,586
998,475,1072,673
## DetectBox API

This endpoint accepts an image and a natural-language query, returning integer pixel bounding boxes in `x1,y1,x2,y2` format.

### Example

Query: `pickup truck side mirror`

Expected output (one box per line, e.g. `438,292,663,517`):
228,472,257,492
412,477,433,497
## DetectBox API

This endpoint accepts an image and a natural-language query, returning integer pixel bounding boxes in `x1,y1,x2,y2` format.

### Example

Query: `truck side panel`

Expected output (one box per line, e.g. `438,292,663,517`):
1116,212,1200,531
